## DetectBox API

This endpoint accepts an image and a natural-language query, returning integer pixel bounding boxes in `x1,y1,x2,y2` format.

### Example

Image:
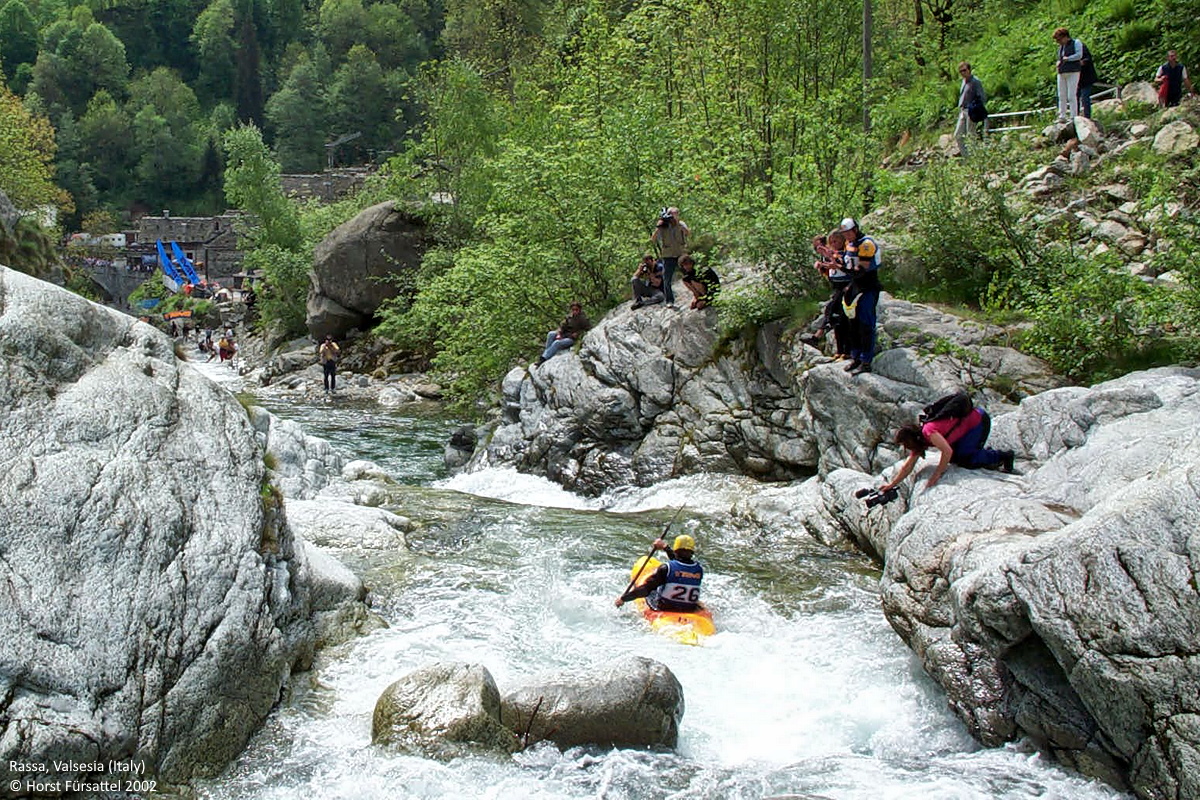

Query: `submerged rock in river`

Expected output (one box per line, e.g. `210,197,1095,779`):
0,266,367,789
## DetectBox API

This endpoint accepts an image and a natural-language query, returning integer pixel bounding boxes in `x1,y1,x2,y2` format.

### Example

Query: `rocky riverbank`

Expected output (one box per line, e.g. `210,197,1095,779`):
0,266,391,795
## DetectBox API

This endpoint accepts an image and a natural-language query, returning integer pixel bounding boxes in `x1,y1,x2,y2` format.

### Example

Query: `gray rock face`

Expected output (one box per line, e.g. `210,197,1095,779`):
306,200,427,340
0,188,17,225
246,405,343,499
286,498,412,550
371,663,519,757
500,656,685,749
1153,121,1199,157
469,295,1059,495
0,267,365,787
809,368,1200,798
1122,81,1160,107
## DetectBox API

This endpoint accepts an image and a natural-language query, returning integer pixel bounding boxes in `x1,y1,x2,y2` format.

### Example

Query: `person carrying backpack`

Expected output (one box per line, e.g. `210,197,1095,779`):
955,61,987,156
878,392,1015,492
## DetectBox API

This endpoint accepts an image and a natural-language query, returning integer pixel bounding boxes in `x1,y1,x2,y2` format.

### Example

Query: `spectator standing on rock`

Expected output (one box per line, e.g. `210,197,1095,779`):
1053,27,1085,122
808,230,853,359
650,207,689,308
536,302,591,366
1078,43,1098,118
319,334,340,395
1155,50,1196,108
954,61,986,156
839,218,881,376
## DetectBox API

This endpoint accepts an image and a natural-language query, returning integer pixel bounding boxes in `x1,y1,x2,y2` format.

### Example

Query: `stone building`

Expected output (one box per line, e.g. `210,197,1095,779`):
131,211,246,283
281,167,375,203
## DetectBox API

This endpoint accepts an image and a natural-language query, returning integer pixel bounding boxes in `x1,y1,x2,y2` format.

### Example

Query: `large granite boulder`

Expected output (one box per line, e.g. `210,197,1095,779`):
468,295,1060,495
500,656,685,749
0,266,365,790
371,663,519,757
306,200,426,340
805,368,1200,798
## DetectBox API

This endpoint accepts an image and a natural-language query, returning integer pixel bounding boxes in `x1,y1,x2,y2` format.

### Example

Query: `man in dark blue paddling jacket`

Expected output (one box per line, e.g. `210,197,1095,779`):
615,535,704,612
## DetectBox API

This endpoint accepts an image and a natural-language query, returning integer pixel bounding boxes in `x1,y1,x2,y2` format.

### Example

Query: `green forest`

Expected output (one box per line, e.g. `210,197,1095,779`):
2,0,1199,405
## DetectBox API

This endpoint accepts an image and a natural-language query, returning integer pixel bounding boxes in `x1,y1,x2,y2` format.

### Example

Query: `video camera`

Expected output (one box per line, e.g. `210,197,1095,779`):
855,486,899,509
657,208,673,226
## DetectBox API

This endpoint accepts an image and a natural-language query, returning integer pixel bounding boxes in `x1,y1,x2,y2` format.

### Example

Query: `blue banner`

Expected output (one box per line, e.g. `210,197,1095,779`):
170,241,201,284
156,240,183,284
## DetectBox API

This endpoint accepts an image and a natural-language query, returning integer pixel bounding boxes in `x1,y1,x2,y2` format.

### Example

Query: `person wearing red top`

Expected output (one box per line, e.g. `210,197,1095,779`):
880,406,1014,491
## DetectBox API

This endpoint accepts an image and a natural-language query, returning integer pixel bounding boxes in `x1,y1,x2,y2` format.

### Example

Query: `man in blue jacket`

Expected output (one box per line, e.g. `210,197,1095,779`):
615,535,704,612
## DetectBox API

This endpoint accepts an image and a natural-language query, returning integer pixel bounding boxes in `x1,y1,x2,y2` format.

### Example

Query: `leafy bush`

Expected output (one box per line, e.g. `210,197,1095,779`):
128,277,170,309
906,159,1027,306
1107,0,1136,23
242,245,311,336
1115,21,1157,52
1015,260,1151,381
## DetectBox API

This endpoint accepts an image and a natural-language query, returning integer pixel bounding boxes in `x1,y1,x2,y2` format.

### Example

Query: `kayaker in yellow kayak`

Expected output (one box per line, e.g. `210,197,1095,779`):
614,535,704,611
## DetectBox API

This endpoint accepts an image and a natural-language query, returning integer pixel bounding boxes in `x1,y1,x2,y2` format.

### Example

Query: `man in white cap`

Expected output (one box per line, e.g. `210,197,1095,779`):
840,217,881,375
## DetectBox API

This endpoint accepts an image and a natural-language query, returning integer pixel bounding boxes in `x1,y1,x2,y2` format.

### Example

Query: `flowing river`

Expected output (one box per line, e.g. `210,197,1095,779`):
195,384,1129,800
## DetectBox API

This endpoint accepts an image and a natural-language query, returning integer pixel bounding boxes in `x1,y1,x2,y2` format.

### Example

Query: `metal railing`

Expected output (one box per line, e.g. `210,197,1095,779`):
983,84,1120,133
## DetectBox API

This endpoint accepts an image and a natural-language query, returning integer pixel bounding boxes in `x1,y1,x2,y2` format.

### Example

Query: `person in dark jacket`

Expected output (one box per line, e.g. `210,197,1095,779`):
1077,43,1098,118
680,256,720,310
1155,50,1195,108
536,302,591,365
615,535,704,612
1053,26,1085,122
954,61,986,155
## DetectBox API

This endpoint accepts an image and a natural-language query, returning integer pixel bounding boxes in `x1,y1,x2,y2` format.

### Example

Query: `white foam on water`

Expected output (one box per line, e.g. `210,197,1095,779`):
197,494,1129,800
436,467,599,510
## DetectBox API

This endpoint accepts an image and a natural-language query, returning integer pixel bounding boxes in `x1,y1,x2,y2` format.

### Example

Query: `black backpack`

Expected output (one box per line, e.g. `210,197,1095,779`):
919,392,973,424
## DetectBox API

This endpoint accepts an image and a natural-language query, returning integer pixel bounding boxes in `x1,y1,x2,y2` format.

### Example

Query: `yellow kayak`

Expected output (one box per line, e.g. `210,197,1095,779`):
628,556,715,645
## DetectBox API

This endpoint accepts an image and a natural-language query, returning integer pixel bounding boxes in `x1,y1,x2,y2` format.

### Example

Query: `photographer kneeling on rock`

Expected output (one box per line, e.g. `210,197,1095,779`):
876,393,1015,495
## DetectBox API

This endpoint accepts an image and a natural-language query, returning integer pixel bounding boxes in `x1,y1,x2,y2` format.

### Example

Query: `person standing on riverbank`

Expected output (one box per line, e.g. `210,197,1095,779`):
840,218,881,376
319,335,340,394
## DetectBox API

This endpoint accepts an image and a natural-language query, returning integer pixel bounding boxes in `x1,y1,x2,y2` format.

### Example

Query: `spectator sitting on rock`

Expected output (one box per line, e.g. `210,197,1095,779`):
631,255,666,309
680,256,720,310
535,302,591,366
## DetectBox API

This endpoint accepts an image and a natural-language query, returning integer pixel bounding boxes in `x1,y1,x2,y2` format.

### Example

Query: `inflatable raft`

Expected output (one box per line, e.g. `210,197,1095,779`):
628,555,715,645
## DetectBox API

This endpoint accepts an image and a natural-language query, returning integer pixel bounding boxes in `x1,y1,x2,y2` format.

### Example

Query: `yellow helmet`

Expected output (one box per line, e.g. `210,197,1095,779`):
672,534,696,552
